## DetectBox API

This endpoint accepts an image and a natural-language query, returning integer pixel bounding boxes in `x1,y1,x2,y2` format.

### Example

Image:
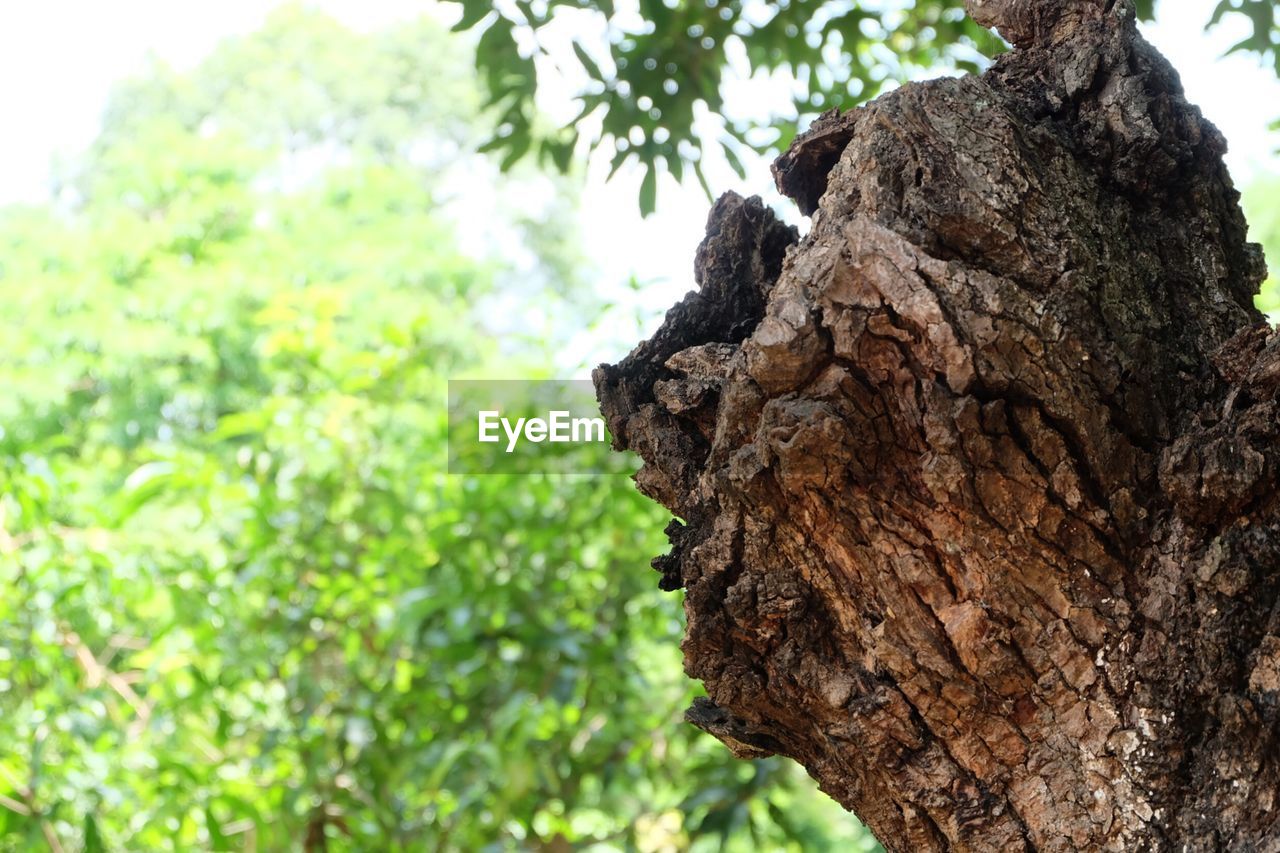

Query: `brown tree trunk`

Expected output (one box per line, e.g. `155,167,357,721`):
595,1,1280,849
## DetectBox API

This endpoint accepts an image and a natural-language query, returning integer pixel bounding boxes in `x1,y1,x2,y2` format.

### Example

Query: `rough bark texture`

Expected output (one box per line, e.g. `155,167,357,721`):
595,0,1280,849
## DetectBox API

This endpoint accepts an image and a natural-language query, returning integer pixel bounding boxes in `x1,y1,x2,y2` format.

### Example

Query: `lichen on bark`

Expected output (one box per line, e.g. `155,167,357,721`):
595,0,1280,849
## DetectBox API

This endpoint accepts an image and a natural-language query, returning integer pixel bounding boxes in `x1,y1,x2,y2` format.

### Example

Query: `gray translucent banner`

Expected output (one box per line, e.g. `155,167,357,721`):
447,380,634,475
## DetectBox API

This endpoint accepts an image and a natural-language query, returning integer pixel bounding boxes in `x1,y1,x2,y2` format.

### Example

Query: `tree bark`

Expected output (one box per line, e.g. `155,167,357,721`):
595,1,1280,849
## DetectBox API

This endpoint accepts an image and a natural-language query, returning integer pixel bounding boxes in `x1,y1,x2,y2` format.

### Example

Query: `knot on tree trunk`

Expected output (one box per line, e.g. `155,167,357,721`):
596,0,1277,849
965,0,1119,48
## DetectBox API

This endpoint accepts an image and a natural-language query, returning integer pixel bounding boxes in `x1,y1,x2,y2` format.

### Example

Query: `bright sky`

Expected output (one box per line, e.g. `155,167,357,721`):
0,0,1276,343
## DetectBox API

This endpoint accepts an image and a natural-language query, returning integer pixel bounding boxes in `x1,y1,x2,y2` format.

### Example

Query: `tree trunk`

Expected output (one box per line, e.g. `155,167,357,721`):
595,1,1280,849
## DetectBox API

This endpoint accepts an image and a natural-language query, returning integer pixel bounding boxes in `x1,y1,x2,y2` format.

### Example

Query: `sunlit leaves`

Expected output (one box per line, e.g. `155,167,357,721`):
447,0,1001,212
451,0,1280,212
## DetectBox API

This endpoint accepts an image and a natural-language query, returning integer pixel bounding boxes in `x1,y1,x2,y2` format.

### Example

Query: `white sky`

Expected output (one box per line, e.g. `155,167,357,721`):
0,0,1275,364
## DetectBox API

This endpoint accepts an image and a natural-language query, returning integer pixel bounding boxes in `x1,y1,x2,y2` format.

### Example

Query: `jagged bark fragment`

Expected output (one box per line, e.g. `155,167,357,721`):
596,1,1278,849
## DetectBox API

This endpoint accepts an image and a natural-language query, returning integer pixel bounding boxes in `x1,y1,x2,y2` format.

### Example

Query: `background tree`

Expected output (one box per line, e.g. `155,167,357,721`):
0,7,877,850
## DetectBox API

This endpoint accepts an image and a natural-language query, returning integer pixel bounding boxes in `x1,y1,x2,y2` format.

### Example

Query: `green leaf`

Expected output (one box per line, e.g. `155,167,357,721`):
451,0,492,32
572,41,603,81
639,162,657,216
84,814,105,853
693,160,714,201
210,410,269,441
722,143,747,180
607,147,631,180
1209,0,1234,27
117,460,178,519
499,127,533,170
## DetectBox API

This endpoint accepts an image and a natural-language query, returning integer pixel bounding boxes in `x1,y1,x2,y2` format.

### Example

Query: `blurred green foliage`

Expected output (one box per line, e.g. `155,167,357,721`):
0,7,880,852
1244,177,1280,319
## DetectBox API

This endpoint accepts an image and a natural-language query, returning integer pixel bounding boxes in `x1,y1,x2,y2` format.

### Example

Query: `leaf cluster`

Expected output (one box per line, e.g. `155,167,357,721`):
447,0,1280,213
